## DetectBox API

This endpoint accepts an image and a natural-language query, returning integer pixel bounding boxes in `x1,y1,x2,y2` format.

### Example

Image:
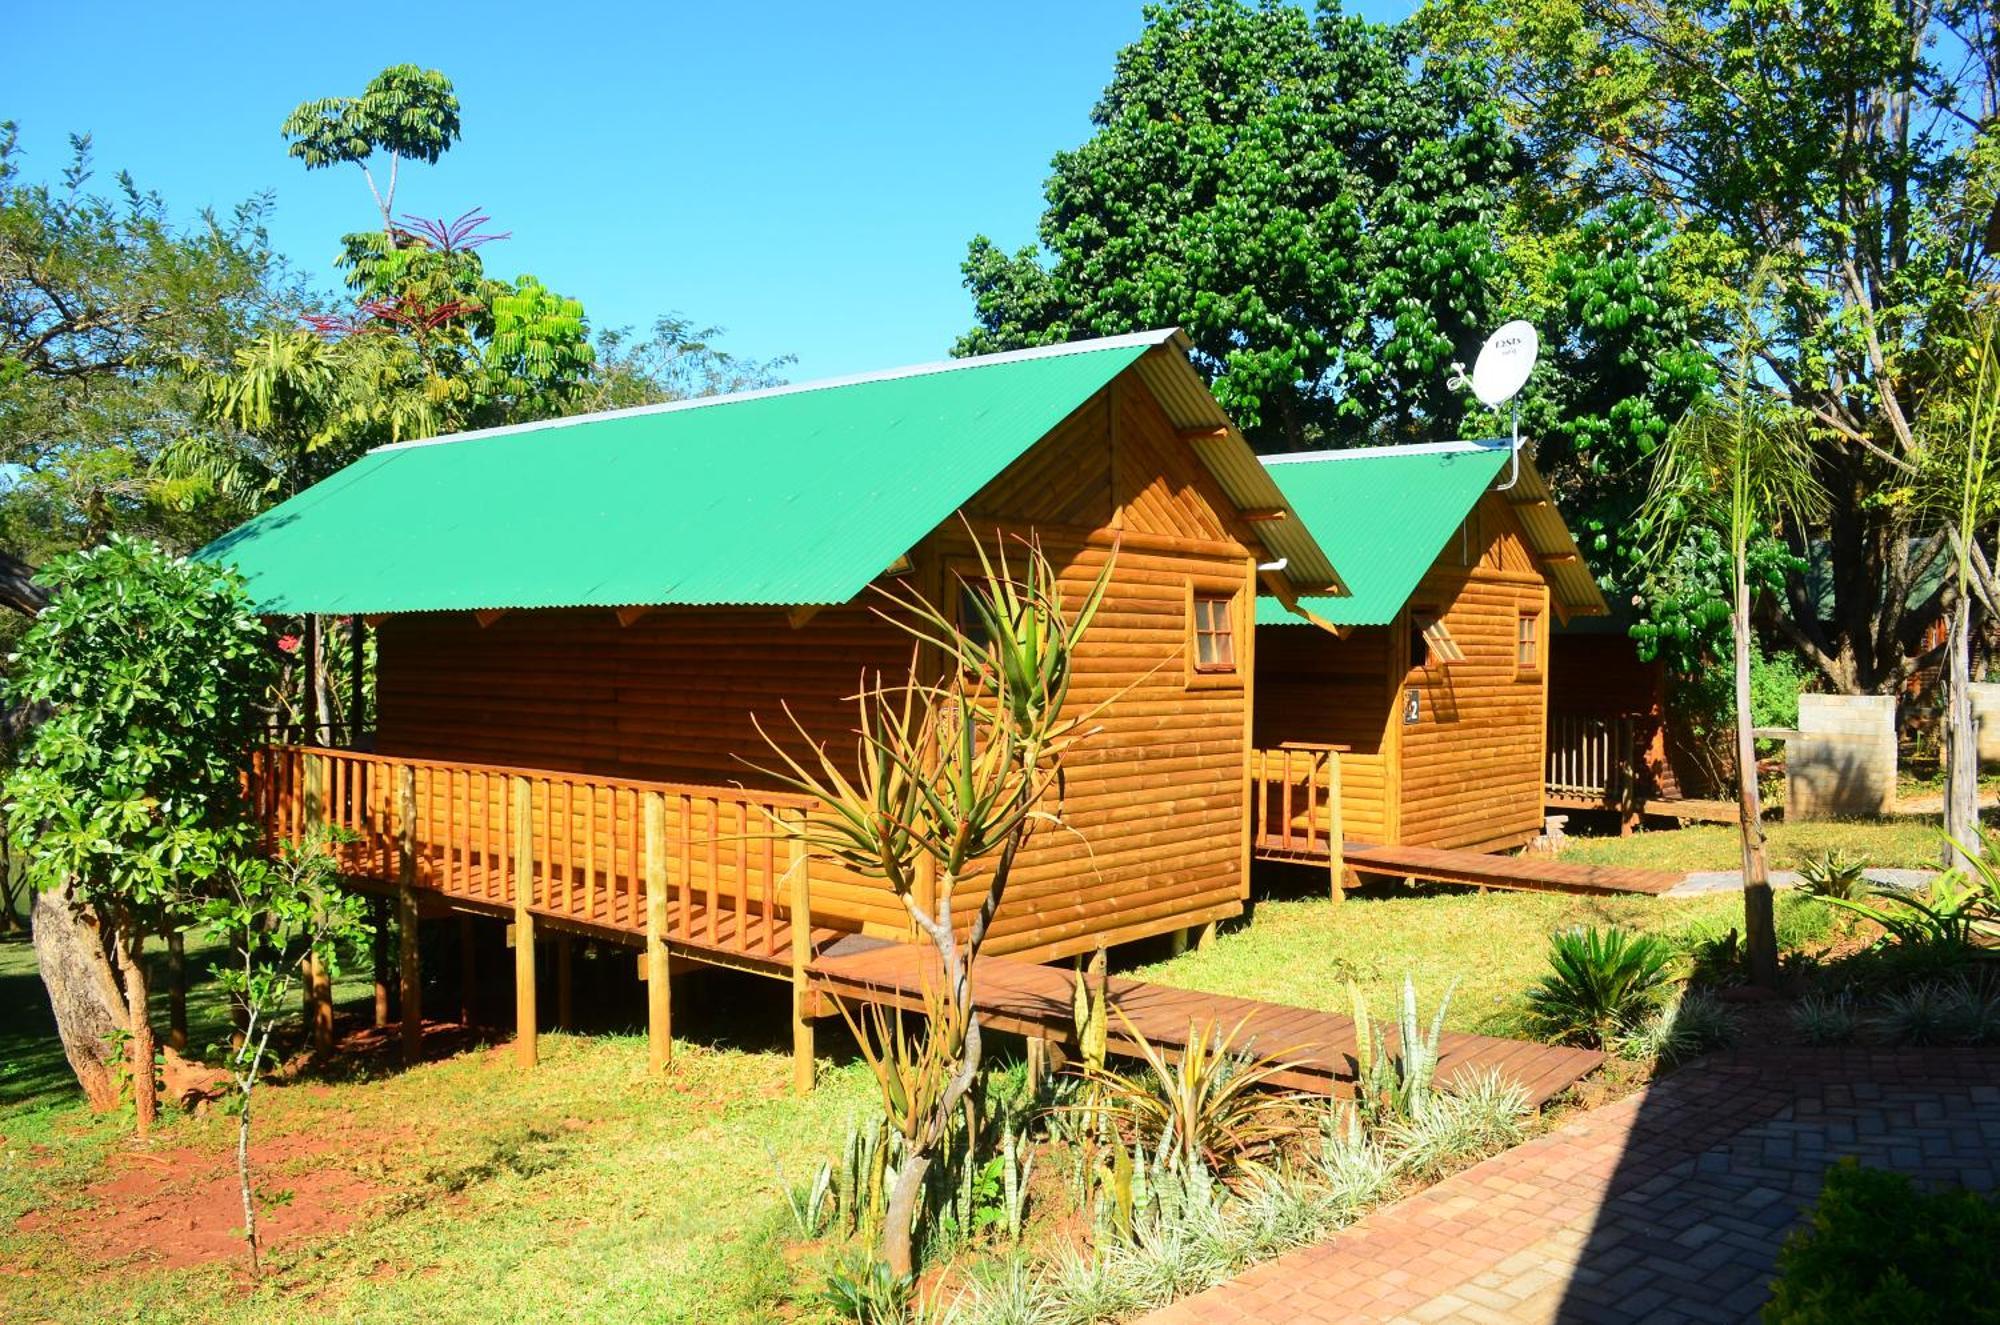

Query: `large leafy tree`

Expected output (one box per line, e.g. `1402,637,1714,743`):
4,538,275,1128
961,0,1515,448
1421,0,2000,695
0,124,301,585
958,0,1709,616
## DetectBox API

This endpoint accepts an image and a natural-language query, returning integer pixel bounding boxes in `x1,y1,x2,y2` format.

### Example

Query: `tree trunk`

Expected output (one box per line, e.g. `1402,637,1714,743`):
0,548,48,617
1734,552,1778,988
112,912,159,1136
1944,589,1980,869
882,1152,931,1280
29,882,128,1112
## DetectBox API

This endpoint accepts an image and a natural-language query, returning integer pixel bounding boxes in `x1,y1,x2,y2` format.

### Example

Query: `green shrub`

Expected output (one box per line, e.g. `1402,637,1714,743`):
1790,992,1856,1045
1764,1162,2000,1324
1524,926,1678,1046
1613,989,1738,1064
1380,1069,1529,1179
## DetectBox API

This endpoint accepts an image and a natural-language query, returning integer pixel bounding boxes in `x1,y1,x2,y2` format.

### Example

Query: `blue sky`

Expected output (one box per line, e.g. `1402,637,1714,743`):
9,1,1414,381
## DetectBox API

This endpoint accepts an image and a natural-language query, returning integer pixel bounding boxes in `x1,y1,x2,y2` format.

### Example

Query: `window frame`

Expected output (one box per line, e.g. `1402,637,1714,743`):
1183,578,1245,690
1515,605,1544,678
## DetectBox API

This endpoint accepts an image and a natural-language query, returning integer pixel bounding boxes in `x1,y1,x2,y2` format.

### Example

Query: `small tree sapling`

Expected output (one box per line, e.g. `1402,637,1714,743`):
202,830,370,1274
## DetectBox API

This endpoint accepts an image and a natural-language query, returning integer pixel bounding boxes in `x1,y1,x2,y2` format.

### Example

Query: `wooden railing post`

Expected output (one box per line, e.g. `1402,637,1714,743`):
788,813,814,1096
644,791,672,1075
396,763,422,1067
1327,751,1345,903
511,776,538,1069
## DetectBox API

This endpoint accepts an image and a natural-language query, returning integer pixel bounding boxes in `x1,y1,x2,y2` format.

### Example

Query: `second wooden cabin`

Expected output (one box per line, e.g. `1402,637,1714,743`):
1253,441,1607,858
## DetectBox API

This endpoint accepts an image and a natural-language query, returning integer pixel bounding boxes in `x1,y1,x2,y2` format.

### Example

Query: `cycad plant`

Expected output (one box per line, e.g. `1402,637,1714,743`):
750,534,1113,1278
1524,926,1678,1047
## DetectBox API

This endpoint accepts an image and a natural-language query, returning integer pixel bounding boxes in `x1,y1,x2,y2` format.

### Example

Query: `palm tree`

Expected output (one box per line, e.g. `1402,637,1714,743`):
1642,270,1826,987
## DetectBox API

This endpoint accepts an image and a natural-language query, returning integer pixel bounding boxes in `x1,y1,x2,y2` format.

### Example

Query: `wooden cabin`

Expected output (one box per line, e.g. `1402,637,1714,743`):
1251,442,1607,861
206,330,1343,1079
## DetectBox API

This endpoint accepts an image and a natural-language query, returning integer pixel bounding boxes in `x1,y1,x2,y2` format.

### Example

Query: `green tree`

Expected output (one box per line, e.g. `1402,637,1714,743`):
0,124,302,583
202,831,370,1273
3,538,275,1129
1640,275,1827,987
960,0,1515,448
957,0,1710,622
280,64,461,237
1421,0,2000,696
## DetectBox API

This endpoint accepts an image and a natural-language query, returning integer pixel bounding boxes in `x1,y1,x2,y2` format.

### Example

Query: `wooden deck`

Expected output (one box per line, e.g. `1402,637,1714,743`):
810,941,1603,1109
1341,841,1683,897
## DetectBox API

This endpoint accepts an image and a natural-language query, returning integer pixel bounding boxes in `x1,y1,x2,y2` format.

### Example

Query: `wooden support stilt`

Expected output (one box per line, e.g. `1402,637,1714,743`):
1168,926,1190,958
459,916,478,1027
788,822,814,1096
1327,752,1346,903
644,792,672,1075
1193,919,1218,952
1026,1035,1049,1093
397,764,422,1066
555,936,574,1031
166,929,188,1053
371,896,391,1027
512,776,538,1069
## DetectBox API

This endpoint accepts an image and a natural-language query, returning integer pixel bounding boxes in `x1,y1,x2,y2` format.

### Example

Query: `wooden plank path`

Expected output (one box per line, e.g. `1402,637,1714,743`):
810,941,1603,1109
1341,841,1683,897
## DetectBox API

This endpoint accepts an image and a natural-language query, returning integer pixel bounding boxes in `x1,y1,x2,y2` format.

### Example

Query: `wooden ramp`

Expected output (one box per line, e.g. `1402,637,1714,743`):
1341,841,1682,896
810,942,1602,1109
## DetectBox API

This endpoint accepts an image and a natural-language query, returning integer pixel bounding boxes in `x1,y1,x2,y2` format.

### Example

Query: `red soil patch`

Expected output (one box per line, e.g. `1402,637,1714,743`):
16,1134,380,1274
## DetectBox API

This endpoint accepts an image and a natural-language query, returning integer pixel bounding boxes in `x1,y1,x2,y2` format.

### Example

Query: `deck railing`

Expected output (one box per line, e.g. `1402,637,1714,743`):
1544,714,1640,806
250,746,821,964
1250,743,1345,864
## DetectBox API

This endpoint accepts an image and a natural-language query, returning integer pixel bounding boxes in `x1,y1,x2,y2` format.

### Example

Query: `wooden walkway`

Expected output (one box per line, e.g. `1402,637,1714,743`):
1341,841,1683,897
810,942,1603,1109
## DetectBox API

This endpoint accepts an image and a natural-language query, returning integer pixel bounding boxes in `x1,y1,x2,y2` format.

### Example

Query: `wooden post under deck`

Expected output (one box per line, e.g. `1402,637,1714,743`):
396,764,422,1066
371,897,391,1027
556,936,574,1031
511,776,538,1068
788,820,813,1096
303,752,334,1051
644,792,672,1074
458,916,478,1026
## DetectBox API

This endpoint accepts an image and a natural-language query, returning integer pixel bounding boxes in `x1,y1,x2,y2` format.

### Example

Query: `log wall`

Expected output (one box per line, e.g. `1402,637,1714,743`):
376,369,1258,962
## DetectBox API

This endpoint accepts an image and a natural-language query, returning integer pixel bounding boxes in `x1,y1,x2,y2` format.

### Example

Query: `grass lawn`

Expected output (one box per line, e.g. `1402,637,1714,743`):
0,816,1907,1321
0,931,874,1325
1560,815,1953,873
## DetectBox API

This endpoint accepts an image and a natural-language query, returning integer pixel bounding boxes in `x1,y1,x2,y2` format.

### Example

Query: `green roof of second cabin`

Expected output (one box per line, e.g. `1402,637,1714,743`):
199,329,1342,616
1254,441,1608,627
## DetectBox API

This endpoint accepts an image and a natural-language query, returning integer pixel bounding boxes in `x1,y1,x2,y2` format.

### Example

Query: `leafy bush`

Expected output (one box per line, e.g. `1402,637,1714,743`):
1765,1162,2000,1324
1821,880,1980,981
1524,926,1678,1046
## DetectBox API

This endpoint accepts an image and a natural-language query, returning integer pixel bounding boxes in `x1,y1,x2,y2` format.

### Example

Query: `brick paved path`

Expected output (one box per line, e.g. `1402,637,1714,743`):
1140,1049,2000,1325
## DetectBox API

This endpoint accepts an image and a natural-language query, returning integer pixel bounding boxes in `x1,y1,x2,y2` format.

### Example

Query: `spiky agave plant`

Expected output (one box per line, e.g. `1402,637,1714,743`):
746,533,1115,1279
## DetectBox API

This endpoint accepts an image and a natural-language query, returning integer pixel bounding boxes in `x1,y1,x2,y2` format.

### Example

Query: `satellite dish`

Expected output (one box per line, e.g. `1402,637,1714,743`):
1470,320,1540,408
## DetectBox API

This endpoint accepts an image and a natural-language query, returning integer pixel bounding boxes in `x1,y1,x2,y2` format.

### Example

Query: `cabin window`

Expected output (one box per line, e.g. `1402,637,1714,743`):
1409,608,1464,669
954,577,992,656
1517,607,1542,676
1192,594,1237,672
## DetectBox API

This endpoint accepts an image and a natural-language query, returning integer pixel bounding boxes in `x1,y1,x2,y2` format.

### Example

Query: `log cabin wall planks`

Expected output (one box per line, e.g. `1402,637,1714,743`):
375,369,1260,963
1252,491,1552,853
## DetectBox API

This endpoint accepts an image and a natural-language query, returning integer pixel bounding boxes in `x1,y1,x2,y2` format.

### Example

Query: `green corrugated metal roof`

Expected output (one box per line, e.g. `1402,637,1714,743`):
1255,444,1510,626
200,336,1166,615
